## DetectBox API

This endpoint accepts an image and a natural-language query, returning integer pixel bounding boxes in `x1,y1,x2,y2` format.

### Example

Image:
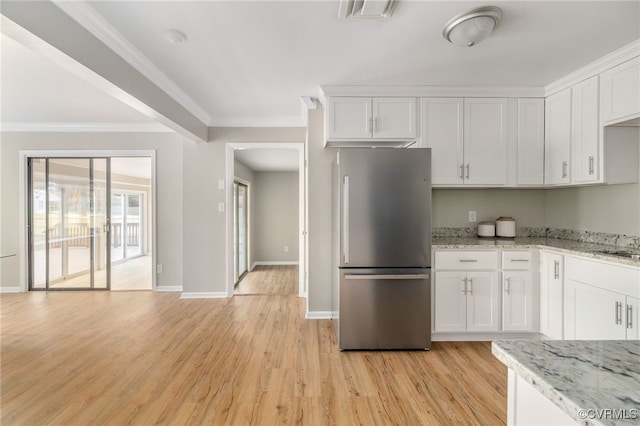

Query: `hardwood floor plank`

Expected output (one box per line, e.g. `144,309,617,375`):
1,266,507,425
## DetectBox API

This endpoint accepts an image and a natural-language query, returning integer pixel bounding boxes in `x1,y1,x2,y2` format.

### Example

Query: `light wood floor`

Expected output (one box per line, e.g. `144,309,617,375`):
235,265,298,295
1,266,507,425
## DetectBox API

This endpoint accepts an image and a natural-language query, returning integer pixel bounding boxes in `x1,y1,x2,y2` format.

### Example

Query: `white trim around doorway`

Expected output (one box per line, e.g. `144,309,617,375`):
225,142,307,300
18,150,157,292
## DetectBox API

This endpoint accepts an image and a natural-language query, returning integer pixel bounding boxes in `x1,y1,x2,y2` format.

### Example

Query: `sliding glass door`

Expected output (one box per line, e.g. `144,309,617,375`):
110,192,144,262
233,181,248,285
28,158,110,290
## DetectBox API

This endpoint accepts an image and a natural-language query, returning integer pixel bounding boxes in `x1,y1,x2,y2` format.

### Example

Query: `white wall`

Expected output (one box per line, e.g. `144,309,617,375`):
0,131,184,289
253,171,299,263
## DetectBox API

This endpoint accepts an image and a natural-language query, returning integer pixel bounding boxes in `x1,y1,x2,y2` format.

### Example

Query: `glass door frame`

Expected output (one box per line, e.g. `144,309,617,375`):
110,191,145,263
27,157,111,291
233,180,249,286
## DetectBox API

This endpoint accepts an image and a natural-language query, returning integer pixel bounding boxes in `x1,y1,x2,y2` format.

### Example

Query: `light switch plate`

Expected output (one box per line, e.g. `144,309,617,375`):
469,210,477,222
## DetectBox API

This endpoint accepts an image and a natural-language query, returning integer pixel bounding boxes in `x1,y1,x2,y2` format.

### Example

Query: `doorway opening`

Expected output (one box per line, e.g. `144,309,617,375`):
225,143,306,299
26,155,153,291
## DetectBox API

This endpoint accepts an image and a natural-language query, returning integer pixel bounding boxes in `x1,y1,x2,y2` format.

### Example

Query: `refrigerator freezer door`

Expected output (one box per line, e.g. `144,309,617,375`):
339,268,431,350
339,148,431,268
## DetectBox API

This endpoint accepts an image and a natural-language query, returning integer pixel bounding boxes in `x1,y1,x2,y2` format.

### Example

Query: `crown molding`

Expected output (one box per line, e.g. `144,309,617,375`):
1,122,173,133
53,0,213,125
320,85,544,98
545,39,640,97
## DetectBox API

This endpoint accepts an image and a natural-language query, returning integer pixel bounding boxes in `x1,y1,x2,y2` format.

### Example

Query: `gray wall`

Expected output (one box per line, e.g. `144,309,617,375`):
0,131,184,289
253,171,299,264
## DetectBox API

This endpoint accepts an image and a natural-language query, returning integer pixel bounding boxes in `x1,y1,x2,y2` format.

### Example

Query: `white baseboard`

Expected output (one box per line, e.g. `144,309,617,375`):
432,332,543,342
0,287,23,293
155,285,183,292
305,311,332,320
180,292,227,299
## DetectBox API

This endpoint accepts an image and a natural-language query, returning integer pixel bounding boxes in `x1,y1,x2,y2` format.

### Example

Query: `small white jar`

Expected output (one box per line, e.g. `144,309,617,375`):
496,216,516,238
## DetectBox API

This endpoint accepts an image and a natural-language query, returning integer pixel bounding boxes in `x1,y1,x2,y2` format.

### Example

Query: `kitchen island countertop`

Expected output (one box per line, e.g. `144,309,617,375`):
492,340,640,426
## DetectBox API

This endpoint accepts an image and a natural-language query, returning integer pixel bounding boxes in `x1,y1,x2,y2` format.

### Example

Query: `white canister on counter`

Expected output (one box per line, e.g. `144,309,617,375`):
496,216,516,238
477,221,496,238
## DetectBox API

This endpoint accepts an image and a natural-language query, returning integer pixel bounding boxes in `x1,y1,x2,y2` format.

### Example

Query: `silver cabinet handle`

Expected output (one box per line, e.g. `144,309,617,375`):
511,259,529,262
505,277,511,295
462,277,467,295
344,274,429,280
554,260,560,279
459,259,478,263
466,163,470,180
615,301,623,325
467,278,473,295
589,156,595,175
627,305,633,329
343,175,350,264
562,161,568,178
459,164,464,180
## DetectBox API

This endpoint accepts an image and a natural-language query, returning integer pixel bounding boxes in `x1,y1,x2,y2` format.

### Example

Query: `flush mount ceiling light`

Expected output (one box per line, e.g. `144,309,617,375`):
442,6,502,47
338,0,398,19
164,29,188,45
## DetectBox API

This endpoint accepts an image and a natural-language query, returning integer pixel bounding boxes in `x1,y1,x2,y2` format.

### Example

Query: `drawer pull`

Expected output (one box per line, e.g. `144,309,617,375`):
505,277,510,295
553,261,560,279
510,259,529,262
459,259,478,263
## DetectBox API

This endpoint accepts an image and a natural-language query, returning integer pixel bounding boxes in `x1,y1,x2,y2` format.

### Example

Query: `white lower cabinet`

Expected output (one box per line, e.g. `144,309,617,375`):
564,256,640,340
540,251,564,339
434,271,500,332
502,271,535,332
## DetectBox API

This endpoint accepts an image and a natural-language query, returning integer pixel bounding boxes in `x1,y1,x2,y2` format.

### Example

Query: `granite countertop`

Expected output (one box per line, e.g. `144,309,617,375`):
492,340,640,426
432,237,640,267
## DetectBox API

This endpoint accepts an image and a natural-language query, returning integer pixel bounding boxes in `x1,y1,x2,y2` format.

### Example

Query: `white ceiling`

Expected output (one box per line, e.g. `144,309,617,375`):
1,0,639,171
235,149,300,172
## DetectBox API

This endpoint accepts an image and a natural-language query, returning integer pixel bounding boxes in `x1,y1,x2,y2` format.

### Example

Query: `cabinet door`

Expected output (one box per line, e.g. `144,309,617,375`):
626,296,639,340
463,98,508,185
373,98,417,139
466,271,500,332
601,56,640,124
503,271,535,331
434,271,467,332
420,98,464,185
544,89,571,185
572,76,600,183
517,98,545,185
564,279,626,340
540,252,563,339
326,97,372,139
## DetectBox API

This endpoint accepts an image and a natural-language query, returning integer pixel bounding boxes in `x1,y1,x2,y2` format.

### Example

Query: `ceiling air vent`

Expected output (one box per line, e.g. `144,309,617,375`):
338,0,397,19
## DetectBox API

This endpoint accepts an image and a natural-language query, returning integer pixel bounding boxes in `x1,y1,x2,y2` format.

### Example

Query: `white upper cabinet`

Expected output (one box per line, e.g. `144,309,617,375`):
517,99,545,185
464,98,508,185
601,56,640,125
421,97,507,186
419,98,464,185
326,97,417,141
571,76,600,183
544,88,572,185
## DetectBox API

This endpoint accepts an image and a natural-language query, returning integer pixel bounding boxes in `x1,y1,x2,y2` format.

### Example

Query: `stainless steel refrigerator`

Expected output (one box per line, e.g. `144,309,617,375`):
332,148,432,350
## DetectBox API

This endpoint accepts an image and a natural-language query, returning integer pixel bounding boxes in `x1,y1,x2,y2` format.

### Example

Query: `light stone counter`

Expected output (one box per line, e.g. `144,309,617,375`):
432,237,640,267
492,340,640,426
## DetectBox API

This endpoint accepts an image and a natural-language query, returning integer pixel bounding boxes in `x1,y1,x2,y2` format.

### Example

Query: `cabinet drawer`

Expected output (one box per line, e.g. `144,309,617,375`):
565,256,640,298
435,250,498,270
502,251,533,270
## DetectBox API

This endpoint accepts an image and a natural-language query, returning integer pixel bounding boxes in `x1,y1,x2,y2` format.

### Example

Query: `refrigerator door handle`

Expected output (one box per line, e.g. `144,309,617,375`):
343,175,350,264
344,274,429,280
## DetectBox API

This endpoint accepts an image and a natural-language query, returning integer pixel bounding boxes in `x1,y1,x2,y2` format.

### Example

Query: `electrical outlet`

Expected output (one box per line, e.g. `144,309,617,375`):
157,264,163,274
218,202,225,213
218,179,225,190
284,246,289,252
469,210,477,223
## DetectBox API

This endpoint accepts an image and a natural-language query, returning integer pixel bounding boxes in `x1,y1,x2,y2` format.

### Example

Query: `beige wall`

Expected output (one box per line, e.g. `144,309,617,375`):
545,183,640,235
234,159,255,266
432,188,546,228
253,171,299,263
0,131,184,289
